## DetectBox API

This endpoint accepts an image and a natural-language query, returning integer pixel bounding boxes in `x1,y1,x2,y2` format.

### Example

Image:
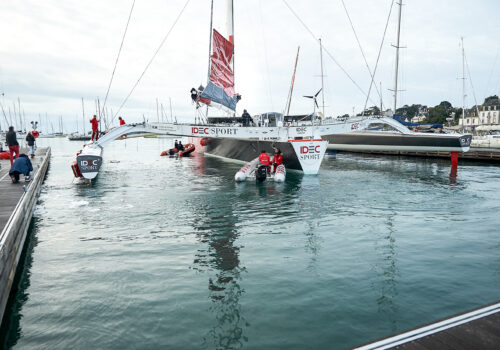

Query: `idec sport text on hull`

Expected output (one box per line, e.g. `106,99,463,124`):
299,145,321,160
191,127,237,135
300,145,321,154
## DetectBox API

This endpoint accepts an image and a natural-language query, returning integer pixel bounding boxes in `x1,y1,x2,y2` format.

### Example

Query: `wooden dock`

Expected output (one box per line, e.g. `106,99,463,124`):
353,301,500,349
338,148,500,163
0,147,51,325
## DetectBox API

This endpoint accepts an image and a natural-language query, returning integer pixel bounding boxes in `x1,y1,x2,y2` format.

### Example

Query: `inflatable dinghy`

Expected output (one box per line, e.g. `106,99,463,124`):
235,158,286,182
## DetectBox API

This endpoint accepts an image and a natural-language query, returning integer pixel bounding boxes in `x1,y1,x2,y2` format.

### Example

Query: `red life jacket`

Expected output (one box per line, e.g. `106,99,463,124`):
90,118,99,130
259,153,270,165
273,153,283,165
120,119,126,125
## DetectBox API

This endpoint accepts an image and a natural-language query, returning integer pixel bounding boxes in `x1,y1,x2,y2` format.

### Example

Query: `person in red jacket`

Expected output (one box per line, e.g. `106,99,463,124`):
259,150,271,174
90,115,99,141
272,147,283,173
118,116,126,125
259,150,270,165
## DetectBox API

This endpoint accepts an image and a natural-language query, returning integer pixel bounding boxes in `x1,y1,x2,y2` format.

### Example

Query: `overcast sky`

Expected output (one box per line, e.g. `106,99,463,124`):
1,0,499,133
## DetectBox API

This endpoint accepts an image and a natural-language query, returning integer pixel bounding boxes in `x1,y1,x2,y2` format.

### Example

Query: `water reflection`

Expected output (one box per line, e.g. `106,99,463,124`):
189,195,248,349
326,153,467,189
0,218,39,349
372,211,399,332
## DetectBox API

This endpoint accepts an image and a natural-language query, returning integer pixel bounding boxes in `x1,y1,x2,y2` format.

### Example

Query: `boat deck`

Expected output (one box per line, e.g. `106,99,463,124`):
353,301,500,349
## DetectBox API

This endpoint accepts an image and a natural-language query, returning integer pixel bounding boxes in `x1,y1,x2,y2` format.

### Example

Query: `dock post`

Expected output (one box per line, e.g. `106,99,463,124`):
450,152,459,167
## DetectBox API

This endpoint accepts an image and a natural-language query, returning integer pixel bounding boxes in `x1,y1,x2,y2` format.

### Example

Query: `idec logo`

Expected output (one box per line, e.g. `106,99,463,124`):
192,127,209,135
300,145,321,154
351,122,360,130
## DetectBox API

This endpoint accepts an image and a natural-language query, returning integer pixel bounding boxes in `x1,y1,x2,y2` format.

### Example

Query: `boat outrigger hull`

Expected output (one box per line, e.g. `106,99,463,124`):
324,132,472,152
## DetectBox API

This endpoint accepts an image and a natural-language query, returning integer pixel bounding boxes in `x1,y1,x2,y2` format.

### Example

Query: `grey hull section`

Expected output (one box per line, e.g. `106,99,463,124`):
325,133,471,152
76,154,103,179
202,138,303,170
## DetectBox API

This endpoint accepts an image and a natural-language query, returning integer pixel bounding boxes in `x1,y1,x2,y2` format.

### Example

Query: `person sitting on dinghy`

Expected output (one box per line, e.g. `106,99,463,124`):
272,148,283,173
259,150,271,174
178,141,185,151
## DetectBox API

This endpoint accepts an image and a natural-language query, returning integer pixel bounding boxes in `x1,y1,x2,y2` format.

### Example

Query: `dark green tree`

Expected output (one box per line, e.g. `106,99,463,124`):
484,95,499,105
425,101,454,124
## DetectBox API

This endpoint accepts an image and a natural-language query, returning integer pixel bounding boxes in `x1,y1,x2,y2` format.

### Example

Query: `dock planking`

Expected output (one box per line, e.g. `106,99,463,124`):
0,147,50,325
353,301,500,350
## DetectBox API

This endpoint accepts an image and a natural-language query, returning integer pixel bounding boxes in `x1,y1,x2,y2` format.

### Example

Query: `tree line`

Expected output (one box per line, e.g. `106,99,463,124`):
345,95,499,125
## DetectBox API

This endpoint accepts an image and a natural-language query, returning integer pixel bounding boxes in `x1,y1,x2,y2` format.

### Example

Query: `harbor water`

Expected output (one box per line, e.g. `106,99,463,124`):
1,137,499,349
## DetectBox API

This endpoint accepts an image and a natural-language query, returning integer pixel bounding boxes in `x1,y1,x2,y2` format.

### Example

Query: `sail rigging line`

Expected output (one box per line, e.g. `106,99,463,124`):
114,0,191,119
281,0,376,106
362,0,395,115
464,49,480,116
483,45,499,98
0,102,9,127
258,0,274,111
102,0,136,115
340,0,382,102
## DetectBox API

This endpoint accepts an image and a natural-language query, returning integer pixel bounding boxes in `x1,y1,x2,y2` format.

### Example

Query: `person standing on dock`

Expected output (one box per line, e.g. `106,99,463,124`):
119,116,126,126
90,115,99,141
5,126,19,165
26,131,36,158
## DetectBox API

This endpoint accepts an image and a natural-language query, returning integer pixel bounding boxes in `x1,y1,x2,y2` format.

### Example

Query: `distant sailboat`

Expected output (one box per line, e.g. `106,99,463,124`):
68,98,91,141
322,0,472,153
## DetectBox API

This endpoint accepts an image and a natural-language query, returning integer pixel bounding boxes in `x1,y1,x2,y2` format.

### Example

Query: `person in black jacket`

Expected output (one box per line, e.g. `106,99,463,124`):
26,131,36,158
9,154,33,183
242,109,251,126
5,126,19,165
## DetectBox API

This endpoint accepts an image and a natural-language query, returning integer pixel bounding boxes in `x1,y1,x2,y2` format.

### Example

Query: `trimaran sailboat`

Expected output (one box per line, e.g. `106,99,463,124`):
72,0,471,183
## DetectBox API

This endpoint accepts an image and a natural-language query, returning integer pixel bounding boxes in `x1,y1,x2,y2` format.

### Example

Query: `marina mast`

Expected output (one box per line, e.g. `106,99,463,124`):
319,38,325,119
461,37,466,132
392,0,403,114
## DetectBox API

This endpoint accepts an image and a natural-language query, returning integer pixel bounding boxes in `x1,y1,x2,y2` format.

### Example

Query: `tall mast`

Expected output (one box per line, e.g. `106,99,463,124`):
319,38,325,119
169,97,173,122
207,0,214,84
380,81,383,114
285,46,300,116
461,37,466,132
392,0,403,114
227,0,235,88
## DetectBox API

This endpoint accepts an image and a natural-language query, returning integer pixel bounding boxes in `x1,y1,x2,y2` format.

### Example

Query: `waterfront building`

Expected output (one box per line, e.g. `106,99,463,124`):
458,98,500,131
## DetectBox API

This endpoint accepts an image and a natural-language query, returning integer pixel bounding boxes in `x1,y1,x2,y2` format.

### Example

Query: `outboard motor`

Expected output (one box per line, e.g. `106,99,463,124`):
256,165,268,182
